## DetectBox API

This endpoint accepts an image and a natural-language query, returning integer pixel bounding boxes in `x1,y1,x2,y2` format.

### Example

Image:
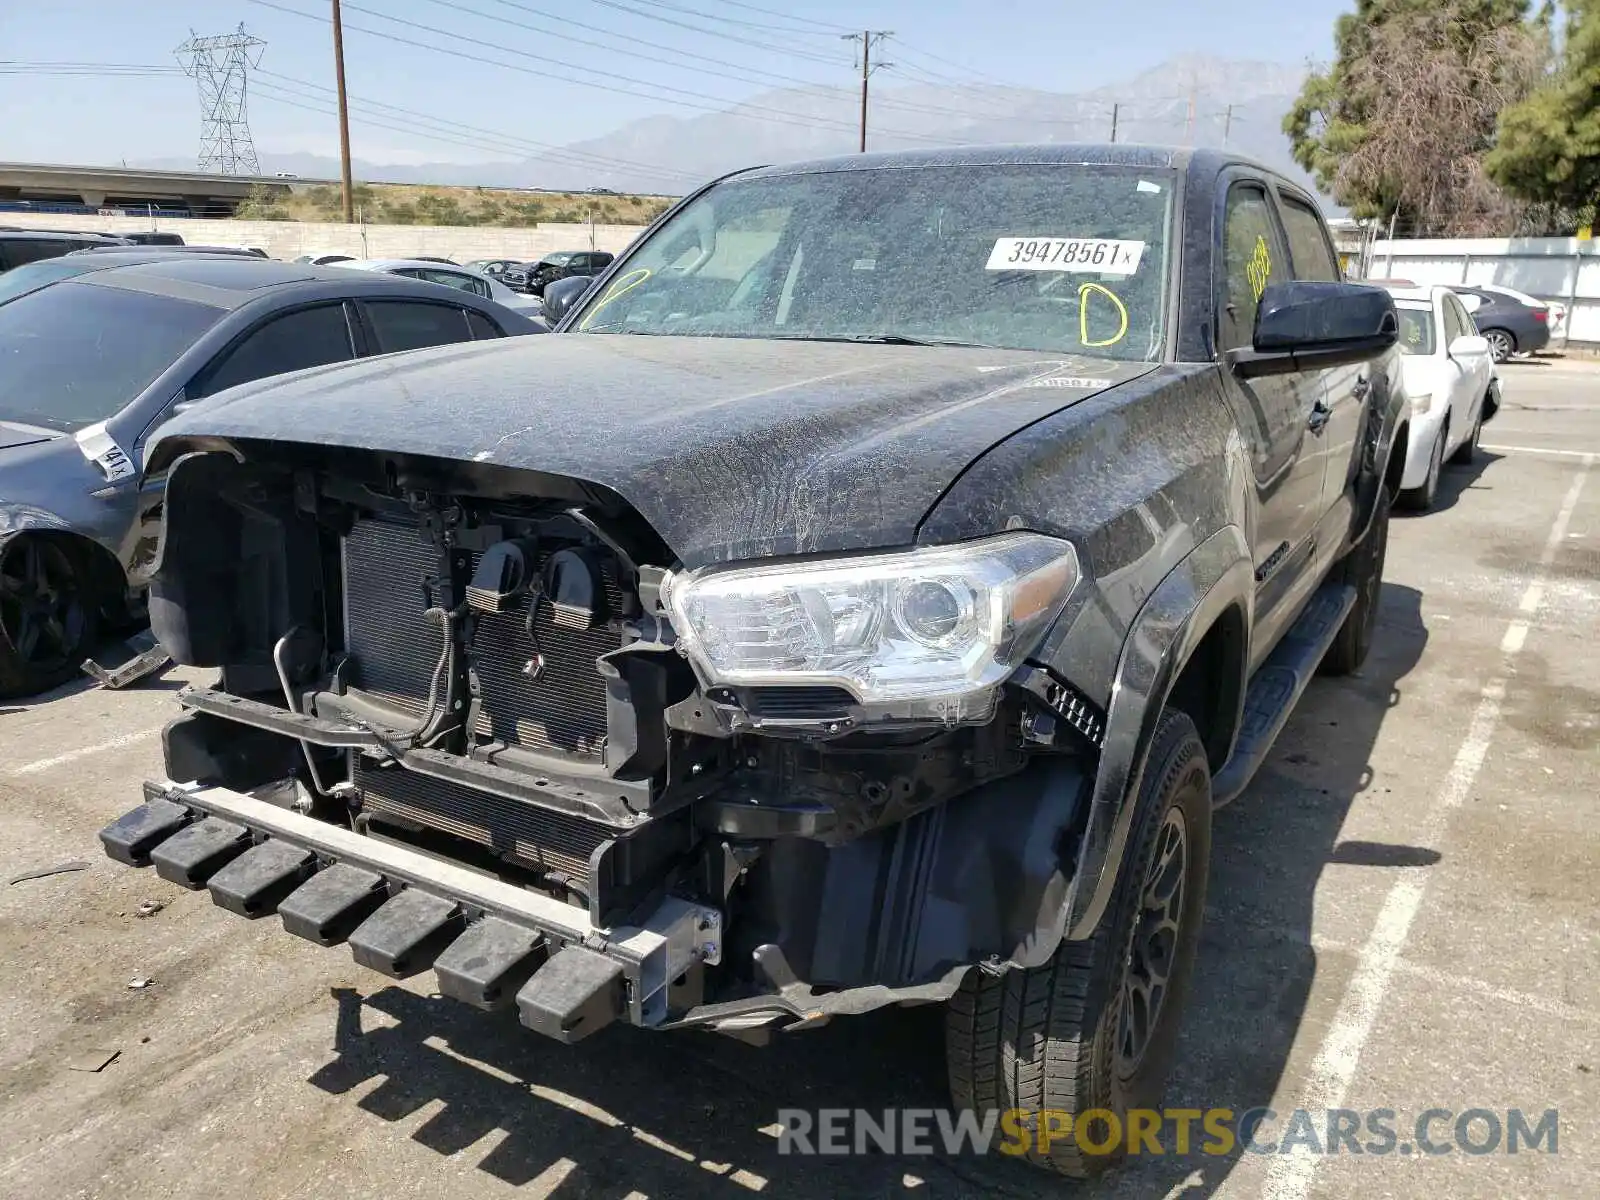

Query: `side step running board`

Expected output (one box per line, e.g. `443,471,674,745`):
1211,583,1356,808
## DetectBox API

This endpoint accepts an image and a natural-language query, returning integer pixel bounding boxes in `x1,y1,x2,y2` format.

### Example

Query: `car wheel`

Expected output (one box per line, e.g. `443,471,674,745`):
0,536,99,699
1400,426,1445,512
1322,482,1391,676
1483,329,1515,363
1450,405,1483,465
945,709,1211,1177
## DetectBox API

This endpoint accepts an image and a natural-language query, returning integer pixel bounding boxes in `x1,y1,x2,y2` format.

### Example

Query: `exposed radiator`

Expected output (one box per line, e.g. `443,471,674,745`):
355,759,608,880
341,517,620,758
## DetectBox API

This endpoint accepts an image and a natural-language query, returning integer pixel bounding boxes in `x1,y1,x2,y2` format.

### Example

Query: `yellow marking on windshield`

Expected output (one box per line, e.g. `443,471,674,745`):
1078,282,1129,348
578,267,652,331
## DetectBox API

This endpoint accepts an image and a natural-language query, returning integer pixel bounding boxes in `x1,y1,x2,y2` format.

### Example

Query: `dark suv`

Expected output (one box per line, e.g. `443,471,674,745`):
0,231,131,272
1450,285,1551,362
504,250,614,296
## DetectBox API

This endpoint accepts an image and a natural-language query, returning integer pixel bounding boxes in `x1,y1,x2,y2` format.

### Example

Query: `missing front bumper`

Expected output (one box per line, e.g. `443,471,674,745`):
99,780,721,1041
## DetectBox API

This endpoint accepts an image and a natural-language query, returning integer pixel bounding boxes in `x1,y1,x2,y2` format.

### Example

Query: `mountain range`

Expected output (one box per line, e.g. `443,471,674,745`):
142,54,1325,202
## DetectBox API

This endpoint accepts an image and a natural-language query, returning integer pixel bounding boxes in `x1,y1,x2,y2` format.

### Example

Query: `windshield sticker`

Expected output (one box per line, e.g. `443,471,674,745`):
73,422,136,483
986,237,1145,275
1247,236,1272,300
1078,282,1129,348
852,258,877,271
1137,180,1163,194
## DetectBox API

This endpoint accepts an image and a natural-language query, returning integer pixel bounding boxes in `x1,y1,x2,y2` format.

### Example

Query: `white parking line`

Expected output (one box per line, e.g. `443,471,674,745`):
8,727,164,776
1482,443,1600,458
1262,454,1593,1200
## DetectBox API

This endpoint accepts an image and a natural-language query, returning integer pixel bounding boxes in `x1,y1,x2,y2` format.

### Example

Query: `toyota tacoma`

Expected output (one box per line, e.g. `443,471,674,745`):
99,145,1406,1177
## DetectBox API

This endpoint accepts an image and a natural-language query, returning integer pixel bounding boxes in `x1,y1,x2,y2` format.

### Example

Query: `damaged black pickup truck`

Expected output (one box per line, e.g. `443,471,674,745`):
99,145,1406,1176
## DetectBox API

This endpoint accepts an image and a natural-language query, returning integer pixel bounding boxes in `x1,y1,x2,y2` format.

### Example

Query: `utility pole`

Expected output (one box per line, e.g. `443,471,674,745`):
1221,103,1236,146
330,0,355,224
1110,102,1119,143
841,30,893,153
1183,84,1197,145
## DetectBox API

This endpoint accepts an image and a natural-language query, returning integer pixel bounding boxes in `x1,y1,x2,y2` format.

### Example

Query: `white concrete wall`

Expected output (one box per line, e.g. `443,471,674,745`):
0,211,649,263
1366,236,1600,346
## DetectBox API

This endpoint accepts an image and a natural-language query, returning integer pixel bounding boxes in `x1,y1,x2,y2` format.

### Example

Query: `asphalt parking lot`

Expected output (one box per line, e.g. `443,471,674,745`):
1,357,1595,1200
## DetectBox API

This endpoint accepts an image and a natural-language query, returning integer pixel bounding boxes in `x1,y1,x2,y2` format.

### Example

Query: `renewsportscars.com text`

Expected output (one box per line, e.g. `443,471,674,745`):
774,1107,1559,1159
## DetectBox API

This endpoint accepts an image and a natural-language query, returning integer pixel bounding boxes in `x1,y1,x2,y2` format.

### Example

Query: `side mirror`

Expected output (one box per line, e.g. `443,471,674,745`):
541,274,595,325
1229,281,1399,378
1448,333,1489,358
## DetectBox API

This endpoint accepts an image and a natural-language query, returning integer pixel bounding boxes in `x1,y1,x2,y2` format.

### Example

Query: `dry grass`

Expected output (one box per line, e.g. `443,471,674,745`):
239,181,675,227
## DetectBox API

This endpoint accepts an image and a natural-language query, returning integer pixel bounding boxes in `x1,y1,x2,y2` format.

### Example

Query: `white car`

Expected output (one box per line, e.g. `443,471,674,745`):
336,258,545,315
1384,284,1499,510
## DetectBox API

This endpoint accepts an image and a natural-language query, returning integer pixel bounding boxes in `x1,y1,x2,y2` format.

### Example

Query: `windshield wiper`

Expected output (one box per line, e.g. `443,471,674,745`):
769,333,996,348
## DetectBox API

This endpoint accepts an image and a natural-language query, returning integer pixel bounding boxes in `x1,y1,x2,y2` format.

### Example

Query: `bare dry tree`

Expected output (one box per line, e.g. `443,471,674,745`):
1335,11,1547,236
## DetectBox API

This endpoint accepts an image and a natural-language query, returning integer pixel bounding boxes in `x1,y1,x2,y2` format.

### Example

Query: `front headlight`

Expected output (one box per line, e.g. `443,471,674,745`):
663,533,1080,708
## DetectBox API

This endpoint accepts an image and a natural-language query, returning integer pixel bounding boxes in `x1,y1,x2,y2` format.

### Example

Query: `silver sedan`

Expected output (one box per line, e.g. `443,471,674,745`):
337,258,546,316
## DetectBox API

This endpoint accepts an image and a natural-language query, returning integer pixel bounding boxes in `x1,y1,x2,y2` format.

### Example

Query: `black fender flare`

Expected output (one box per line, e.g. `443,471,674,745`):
1047,523,1254,950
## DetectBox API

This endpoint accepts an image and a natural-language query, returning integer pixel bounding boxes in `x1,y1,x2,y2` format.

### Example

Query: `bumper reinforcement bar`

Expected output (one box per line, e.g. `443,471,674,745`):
98,780,719,1041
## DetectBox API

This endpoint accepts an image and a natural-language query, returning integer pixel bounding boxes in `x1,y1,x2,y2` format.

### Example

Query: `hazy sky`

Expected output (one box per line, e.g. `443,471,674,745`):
0,0,1350,168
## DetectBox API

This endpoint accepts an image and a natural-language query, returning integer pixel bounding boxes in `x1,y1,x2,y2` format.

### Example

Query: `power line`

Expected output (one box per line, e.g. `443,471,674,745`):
433,0,1020,126
248,0,962,146
254,70,703,180
602,0,847,38
175,24,267,175
574,0,850,66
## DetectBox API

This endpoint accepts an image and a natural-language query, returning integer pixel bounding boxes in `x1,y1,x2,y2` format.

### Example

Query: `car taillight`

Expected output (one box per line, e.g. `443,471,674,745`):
1533,309,1549,322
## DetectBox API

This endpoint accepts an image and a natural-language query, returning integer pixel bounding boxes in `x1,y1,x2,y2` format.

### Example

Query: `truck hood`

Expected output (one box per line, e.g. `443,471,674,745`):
153,335,1158,565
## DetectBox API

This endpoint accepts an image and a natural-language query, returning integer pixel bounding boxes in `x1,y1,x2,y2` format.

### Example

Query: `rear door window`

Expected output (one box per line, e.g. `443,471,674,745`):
1277,195,1341,282
197,303,357,396
362,300,474,353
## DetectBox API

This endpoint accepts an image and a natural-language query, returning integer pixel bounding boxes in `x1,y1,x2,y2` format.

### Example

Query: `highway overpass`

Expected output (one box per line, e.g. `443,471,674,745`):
0,162,297,217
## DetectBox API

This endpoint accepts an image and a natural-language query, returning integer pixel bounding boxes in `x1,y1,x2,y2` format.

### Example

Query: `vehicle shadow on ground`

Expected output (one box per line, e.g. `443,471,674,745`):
302,584,1430,1199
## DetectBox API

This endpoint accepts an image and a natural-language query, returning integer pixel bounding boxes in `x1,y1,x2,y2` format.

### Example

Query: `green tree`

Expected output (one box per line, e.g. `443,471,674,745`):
1487,0,1600,224
1286,0,1544,233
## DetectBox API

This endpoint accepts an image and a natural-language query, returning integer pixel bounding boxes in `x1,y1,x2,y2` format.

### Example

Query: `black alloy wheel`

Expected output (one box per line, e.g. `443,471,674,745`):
0,537,97,698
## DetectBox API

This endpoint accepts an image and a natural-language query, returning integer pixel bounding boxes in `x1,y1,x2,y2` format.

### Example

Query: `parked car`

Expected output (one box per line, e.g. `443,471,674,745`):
0,255,542,697
98,145,1409,1178
411,256,459,265
1475,282,1565,341
463,259,523,278
502,249,614,296
115,231,187,247
294,253,357,266
71,245,266,258
337,258,546,315
1449,284,1550,362
0,230,130,272
1383,284,1499,510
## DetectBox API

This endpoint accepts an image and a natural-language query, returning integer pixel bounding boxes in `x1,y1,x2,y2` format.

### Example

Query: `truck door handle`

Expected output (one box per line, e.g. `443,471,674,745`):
1308,398,1332,433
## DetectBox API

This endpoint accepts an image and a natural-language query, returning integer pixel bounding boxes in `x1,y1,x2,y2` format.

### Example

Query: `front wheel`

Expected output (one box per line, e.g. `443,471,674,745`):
944,709,1211,1177
0,536,99,698
1450,404,1483,465
1400,426,1444,512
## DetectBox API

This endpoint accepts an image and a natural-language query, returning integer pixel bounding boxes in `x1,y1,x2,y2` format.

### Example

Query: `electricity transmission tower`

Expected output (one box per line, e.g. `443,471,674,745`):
175,24,266,176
